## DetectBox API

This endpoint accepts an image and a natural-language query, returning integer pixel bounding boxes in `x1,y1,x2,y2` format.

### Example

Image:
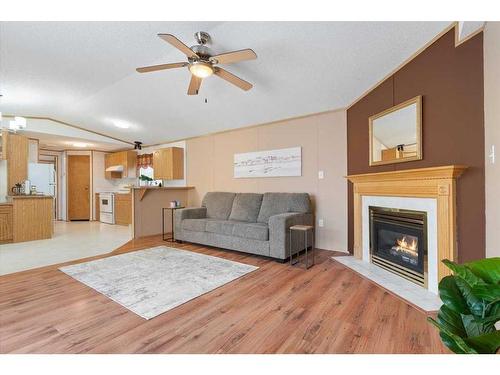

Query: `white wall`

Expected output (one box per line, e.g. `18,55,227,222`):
0,160,7,198
484,22,500,258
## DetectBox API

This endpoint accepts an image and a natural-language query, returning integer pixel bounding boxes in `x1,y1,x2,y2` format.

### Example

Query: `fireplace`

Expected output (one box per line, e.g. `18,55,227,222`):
369,206,427,287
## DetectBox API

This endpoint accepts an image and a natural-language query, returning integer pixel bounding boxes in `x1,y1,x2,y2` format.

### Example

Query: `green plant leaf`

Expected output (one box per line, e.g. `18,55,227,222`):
465,257,500,284
439,275,469,314
427,317,478,354
443,259,486,287
454,277,485,317
464,331,500,354
436,305,466,337
472,283,500,302
460,314,496,337
486,300,500,318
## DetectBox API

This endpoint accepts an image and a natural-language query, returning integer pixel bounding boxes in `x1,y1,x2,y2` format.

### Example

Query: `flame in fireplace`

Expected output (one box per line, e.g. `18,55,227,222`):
393,236,418,256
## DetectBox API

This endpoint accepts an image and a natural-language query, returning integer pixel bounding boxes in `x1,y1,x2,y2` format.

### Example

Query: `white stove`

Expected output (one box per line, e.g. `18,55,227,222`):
99,192,115,224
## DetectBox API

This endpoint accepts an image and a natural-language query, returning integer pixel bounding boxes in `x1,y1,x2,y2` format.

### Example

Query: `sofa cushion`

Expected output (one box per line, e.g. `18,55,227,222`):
228,193,263,222
181,219,207,232
202,192,236,220
205,220,235,236
232,222,269,241
257,192,312,223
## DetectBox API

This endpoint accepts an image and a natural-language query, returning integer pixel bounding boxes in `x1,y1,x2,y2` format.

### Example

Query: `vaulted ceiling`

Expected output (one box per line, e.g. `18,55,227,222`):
0,21,452,145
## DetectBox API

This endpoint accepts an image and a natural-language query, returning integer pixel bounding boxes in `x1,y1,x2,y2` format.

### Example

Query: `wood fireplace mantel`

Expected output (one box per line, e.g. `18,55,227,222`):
346,165,467,280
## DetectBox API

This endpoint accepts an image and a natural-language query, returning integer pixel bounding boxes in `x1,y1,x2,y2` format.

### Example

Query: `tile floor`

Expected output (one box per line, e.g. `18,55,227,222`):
333,255,442,312
0,221,132,275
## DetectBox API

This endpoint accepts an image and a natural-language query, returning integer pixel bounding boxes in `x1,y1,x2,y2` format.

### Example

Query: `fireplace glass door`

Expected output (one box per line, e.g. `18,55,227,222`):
369,206,427,286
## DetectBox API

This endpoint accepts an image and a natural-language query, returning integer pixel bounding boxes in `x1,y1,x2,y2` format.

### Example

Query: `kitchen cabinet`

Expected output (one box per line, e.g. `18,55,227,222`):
1,130,29,194
104,150,137,179
153,147,184,180
114,193,132,226
0,204,13,243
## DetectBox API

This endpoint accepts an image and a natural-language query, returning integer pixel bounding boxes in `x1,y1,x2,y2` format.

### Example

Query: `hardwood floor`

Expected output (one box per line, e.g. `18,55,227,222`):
0,236,447,353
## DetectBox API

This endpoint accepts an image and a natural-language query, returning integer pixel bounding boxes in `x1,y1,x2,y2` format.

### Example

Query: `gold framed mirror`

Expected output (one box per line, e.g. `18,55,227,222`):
369,95,422,166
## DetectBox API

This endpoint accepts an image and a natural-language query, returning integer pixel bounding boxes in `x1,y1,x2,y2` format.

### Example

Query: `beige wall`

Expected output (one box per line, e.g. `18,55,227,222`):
484,22,500,258
186,110,348,252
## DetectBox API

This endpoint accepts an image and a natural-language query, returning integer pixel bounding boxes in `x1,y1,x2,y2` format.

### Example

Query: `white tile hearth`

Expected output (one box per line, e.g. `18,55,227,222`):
60,246,259,319
333,255,442,312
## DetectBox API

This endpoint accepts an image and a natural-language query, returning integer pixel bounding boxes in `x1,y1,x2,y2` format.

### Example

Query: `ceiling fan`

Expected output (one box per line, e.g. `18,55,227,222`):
136,31,257,95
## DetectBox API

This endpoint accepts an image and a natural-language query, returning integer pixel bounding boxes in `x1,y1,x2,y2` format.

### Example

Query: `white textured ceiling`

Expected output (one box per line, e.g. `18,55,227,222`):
0,21,451,145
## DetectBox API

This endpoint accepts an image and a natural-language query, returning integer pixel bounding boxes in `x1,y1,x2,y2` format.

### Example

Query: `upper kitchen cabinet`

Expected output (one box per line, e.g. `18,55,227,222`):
153,147,184,180
1,130,29,194
104,150,137,179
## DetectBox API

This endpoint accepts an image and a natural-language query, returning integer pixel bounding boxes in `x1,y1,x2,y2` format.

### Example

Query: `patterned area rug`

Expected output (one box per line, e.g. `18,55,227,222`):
59,246,258,319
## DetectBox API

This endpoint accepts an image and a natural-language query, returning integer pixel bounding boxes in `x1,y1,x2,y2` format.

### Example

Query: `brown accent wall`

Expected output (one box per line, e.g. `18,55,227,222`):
347,29,485,262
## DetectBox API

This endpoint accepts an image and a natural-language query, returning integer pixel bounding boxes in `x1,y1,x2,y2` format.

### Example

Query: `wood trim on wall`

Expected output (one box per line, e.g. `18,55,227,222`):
2,114,134,146
143,108,347,148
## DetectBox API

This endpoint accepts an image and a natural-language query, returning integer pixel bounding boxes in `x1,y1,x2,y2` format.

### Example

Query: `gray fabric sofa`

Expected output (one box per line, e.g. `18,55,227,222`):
174,192,314,260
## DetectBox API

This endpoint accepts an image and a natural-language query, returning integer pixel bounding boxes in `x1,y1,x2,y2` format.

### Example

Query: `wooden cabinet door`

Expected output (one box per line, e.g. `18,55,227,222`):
67,155,90,220
153,149,167,179
6,132,28,193
0,205,13,243
114,194,131,225
153,147,184,180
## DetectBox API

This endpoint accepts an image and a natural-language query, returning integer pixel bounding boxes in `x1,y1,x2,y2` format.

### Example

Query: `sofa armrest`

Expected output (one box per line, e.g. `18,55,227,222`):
268,212,314,259
174,207,207,237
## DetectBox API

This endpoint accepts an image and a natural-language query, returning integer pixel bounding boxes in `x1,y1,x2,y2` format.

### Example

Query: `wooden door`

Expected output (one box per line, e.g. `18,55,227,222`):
67,155,90,220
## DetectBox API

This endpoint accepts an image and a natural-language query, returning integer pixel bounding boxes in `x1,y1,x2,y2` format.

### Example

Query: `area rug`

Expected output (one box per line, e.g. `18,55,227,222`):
59,246,258,319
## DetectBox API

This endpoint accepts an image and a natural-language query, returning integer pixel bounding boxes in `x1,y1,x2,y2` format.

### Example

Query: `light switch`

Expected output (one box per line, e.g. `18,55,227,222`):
489,145,495,164
318,219,324,227
318,170,324,179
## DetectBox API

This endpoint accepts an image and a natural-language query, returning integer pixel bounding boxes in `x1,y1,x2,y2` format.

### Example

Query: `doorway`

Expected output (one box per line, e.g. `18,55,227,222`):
67,155,90,221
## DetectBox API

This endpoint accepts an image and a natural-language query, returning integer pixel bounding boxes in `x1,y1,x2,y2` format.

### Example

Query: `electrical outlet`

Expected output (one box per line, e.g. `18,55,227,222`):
318,170,324,179
318,219,324,227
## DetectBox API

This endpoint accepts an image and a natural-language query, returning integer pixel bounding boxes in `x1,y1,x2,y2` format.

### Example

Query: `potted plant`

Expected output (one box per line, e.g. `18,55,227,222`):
428,257,500,353
139,174,153,186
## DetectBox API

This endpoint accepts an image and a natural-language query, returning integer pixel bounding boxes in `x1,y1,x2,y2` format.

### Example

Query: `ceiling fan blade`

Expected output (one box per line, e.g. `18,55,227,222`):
214,68,253,91
210,48,257,65
158,34,199,59
187,75,202,95
136,62,188,73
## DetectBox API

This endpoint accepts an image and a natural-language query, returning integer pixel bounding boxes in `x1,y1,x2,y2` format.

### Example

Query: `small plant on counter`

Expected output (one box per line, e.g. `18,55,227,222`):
139,174,153,186
427,257,500,354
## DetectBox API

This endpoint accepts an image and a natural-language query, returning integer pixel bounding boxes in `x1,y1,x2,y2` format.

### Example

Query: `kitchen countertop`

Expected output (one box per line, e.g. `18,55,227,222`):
0,195,53,205
132,186,194,190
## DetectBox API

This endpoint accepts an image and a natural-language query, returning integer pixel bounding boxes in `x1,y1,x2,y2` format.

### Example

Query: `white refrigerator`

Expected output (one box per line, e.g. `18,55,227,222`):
28,162,57,219
28,163,56,196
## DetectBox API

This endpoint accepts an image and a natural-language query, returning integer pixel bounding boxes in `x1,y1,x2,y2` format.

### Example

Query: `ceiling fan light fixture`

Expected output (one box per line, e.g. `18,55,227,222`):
189,62,214,78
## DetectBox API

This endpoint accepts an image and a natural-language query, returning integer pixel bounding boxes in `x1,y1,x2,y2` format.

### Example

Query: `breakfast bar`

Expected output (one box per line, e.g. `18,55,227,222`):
0,195,54,243
132,186,194,239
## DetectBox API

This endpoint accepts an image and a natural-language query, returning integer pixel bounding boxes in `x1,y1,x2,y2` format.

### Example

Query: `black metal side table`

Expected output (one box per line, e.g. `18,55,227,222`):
289,225,315,269
162,206,185,242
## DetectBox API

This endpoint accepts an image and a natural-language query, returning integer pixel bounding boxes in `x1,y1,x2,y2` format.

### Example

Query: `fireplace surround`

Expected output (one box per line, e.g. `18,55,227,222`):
369,206,427,287
346,165,467,286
